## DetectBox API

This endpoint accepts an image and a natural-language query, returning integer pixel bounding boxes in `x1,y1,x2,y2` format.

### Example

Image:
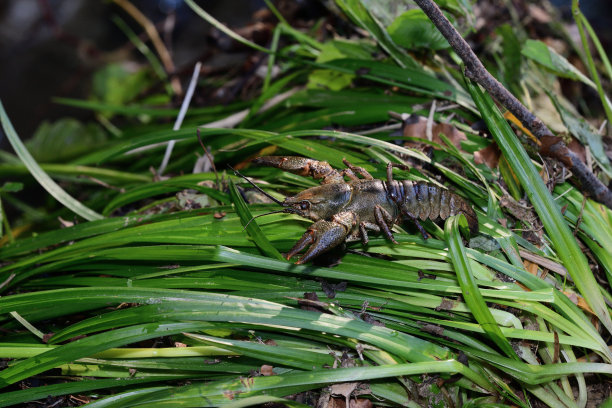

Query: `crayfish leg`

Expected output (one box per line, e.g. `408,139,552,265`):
400,207,430,240
359,223,369,246
374,205,398,244
342,159,374,180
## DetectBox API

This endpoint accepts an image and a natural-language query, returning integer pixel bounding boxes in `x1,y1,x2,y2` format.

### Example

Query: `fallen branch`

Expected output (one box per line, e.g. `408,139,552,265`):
413,0,612,209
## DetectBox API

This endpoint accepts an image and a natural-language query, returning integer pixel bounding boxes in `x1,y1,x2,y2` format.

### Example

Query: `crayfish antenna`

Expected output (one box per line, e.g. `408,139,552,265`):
228,165,285,206
242,210,285,231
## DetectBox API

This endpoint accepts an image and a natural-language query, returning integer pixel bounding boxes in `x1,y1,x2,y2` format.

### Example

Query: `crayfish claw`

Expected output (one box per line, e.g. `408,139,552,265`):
253,156,343,184
285,230,315,261
295,220,349,265
288,214,357,264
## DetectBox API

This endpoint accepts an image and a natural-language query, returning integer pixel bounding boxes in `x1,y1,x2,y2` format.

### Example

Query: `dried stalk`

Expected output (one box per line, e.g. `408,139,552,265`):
413,0,612,209
112,0,182,95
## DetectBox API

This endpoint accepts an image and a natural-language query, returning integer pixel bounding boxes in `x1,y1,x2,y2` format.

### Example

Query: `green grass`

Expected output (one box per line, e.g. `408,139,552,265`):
1,1,611,407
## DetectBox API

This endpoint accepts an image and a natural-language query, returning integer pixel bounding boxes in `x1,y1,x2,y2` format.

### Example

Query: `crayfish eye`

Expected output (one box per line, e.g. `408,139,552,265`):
299,201,310,211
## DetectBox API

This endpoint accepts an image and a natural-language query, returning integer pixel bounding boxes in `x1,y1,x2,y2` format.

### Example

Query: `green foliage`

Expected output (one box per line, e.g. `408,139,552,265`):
0,1,611,407
27,119,108,162
388,9,450,51
522,39,595,87
92,63,157,114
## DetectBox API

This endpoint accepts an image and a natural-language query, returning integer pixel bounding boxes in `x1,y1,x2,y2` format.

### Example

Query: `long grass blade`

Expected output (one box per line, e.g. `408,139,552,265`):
0,99,103,221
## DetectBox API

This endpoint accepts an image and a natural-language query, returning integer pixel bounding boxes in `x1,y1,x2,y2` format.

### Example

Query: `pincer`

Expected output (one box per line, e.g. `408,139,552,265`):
285,212,357,264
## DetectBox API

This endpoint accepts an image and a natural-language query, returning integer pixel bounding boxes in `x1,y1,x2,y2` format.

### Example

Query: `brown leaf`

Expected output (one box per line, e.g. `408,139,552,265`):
260,364,275,376
567,137,587,164
563,291,595,314
474,142,501,168
402,116,467,149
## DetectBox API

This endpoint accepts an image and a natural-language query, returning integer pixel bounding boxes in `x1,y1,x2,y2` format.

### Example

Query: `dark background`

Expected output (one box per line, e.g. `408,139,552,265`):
0,0,609,146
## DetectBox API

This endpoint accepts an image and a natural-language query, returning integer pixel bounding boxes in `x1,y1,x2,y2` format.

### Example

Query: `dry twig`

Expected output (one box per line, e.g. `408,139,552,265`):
112,0,183,95
413,0,612,209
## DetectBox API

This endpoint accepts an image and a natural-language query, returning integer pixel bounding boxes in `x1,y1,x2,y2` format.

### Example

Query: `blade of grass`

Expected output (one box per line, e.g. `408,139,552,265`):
184,0,269,53
0,100,103,221
0,322,217,388
445,215,518,359
0,163,150,183
185,333,335,370
0,377,188,408
228,179,284,261
90,360,492,407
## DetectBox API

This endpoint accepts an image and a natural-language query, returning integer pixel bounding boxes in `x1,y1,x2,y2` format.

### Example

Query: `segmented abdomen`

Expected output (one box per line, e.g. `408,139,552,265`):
390,180,478,234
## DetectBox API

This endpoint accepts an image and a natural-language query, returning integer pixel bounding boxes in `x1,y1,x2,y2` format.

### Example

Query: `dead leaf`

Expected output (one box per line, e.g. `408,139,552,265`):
402,116,466,149
503,110,540,145
260,364,275,376
331,382,358,408
567,137,587,163
474,142,501,168
435,298,455,311
563,291,595,315
523,259,539,276
297,292,329,312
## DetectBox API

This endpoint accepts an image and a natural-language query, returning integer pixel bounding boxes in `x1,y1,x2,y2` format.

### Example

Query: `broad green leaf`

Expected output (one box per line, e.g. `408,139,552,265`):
308,40,372,91
388,9,450,51
549,94,612,177
92,63,154,118
522,39,596,88
0,99,103,221
334,0,419,69
497,24,523,96
26,118,108,162
0,182,23,193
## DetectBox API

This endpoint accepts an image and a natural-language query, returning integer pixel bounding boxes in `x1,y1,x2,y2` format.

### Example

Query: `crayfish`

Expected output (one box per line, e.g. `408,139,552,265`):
244,156,478,264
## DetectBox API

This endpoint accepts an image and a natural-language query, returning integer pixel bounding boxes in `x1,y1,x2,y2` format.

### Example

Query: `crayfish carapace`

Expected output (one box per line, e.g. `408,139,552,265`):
246,156,478,264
